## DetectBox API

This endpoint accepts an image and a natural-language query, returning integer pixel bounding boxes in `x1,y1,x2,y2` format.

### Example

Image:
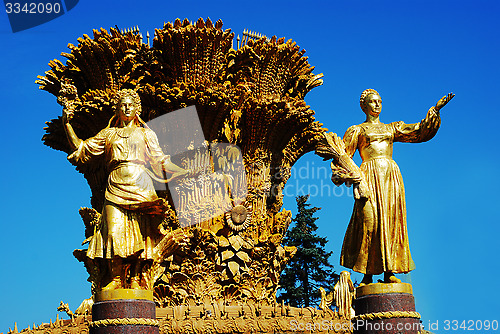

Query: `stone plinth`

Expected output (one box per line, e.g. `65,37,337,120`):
353,283,422,334
90,289,159,334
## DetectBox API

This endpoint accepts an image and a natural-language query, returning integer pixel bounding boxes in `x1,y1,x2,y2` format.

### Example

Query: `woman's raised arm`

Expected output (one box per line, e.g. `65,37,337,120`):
62,106,82,151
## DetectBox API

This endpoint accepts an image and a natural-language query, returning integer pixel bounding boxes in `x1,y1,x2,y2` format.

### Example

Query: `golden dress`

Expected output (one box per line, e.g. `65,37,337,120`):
68,126,171,260
340,108,440,274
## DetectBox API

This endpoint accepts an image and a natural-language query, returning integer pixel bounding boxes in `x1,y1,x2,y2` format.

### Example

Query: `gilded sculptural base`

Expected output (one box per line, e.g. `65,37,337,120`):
14,304,352,333
155,304,351,333
90,289,159,334
95,289,154,302
353,283,421,334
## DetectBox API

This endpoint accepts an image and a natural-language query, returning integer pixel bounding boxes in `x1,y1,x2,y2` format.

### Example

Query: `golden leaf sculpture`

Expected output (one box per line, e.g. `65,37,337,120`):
39,18,360,311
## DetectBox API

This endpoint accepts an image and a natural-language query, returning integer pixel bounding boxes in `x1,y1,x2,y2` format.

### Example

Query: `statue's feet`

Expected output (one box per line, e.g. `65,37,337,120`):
384,272,401,283
359,274,373,286
102,277,122,290
130,277,141,290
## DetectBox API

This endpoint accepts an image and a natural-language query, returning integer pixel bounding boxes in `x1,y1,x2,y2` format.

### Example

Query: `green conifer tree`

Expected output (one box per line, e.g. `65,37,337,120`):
277,195,339,307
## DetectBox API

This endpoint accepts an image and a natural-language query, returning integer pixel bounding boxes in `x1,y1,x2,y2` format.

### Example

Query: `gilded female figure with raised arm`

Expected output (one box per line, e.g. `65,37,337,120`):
62,89,186,290
341,89,454,285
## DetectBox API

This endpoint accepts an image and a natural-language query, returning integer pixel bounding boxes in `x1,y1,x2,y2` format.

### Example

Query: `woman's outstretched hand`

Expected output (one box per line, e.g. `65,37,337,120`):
62,105,73,124
59,82,78,124
435,92,455,111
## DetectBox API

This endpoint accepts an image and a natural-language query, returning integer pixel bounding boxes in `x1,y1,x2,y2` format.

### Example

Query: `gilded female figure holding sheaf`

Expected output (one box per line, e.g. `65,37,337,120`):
340,89,454,285
62,89,187,290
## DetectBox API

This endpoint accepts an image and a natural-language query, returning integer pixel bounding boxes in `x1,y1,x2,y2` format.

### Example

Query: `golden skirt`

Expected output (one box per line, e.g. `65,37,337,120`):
341,157,415,275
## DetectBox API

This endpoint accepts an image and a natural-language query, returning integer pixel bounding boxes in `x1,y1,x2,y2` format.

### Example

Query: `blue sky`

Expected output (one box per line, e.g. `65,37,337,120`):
1,0,499,333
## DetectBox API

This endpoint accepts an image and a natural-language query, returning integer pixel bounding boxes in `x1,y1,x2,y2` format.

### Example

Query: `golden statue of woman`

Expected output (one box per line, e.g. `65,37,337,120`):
341,89,454,285
62,89,187,290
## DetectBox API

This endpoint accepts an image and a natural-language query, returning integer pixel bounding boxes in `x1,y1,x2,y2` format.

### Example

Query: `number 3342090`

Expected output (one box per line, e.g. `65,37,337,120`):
5,2,61,14
444,319,498,331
